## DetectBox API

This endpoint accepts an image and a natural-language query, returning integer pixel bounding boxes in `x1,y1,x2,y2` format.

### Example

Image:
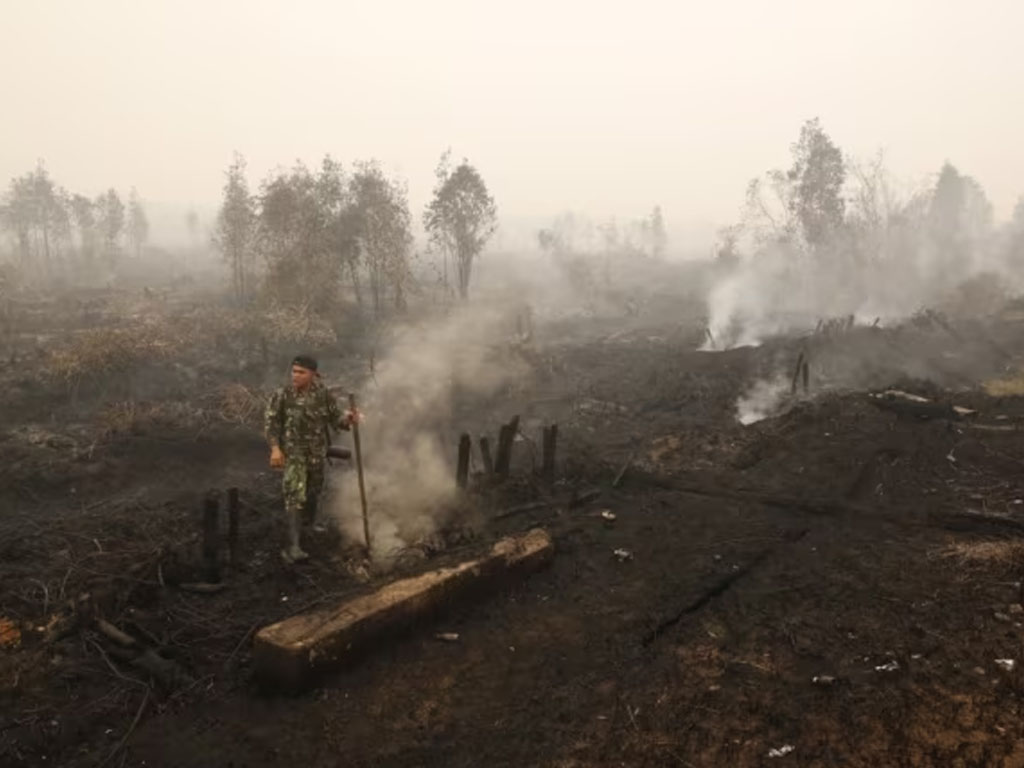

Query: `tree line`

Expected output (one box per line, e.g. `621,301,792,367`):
214,150,497,314
724,118,1024,295
0,163,149,279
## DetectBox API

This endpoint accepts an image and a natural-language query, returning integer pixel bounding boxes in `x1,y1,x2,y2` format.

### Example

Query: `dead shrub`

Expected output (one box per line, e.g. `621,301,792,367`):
939,539,1024,575
215,383,265,426
47,324,186,393
262,303,337,348
98,399,210,438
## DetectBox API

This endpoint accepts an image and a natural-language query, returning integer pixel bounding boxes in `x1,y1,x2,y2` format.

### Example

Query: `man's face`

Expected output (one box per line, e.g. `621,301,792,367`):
291,365,315,390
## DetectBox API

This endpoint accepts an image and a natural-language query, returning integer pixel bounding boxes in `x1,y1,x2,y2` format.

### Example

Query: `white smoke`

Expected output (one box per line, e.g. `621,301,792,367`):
735,374,792,425
328,302,529,563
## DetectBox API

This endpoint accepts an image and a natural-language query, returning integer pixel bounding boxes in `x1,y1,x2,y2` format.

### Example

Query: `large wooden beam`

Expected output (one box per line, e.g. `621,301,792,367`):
253,528,554,690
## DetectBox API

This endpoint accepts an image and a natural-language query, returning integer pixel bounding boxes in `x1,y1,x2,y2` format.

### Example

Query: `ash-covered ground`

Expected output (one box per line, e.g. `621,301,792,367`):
5,261,1024,767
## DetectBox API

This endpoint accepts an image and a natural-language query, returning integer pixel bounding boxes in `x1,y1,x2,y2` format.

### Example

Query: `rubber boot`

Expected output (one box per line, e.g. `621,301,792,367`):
281,508,309,563
306,493,328,533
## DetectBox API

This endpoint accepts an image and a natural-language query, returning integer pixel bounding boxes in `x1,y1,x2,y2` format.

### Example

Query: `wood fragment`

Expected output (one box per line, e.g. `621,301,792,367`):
612,451,636,488
201,492,220,584
494,501,553,520
96,618,136,648
227,487,240,568
97,689,149,768
178,582,228,594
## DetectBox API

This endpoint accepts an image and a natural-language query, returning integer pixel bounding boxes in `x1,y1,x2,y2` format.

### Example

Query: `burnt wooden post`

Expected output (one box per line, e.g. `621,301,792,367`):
541,424,558,484
790,351,805,395
456,433,471,489
202,492,221,583
227,487,240,567
802,359,810,392
479,436,494,475
494,415,520,478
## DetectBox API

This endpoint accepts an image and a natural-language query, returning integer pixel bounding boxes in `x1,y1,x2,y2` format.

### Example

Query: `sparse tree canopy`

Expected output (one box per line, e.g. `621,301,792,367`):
127,188,149,259
1,163,71,274
214,153,256,302
349,161,412,315
424,153,497,300
787,118,845,247
95,188,125,264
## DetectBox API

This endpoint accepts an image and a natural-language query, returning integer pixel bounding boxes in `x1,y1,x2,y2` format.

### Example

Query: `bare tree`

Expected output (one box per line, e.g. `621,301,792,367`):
424,152,497,300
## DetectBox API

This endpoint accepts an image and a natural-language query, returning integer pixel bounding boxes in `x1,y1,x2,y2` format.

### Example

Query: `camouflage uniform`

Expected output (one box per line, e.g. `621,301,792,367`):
264,381,349,523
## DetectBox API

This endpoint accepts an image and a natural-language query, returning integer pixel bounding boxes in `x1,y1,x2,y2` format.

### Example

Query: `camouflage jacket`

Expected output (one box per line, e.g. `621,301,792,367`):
264,381,348,460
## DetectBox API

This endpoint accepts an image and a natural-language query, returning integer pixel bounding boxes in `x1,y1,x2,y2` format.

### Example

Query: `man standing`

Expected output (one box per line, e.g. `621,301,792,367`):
264,354,357,563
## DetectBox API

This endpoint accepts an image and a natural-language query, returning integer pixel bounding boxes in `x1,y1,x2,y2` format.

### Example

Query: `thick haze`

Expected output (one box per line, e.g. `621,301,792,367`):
3,0,1023,248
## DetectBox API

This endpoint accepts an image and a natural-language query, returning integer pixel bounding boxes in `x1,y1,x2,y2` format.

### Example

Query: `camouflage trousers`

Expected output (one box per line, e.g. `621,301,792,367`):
282,456,325,524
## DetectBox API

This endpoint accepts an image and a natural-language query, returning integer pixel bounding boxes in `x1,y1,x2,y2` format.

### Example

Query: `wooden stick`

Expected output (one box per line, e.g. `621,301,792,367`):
227,487,240,568
96,618,136,648
349,393,371,555
479,436,494,474
456,433,471,489
612,450,636,488
790,351,805,395
494,415,520,477
201,492,220,584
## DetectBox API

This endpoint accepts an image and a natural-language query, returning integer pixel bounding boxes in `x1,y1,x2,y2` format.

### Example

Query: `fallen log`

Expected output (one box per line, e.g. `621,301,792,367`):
494,500,554,520
253,528,555,690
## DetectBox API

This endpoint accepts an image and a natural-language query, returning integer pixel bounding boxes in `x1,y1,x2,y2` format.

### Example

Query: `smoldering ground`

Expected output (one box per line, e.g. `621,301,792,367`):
325,300,533,564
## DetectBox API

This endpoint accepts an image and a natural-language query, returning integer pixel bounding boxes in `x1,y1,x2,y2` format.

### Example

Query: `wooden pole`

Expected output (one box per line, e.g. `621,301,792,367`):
479,436,494,474
790,351,805,395
201,492,220,583
227,487,240,568
456,433,471,489
494,415,520,477
349,393,371,555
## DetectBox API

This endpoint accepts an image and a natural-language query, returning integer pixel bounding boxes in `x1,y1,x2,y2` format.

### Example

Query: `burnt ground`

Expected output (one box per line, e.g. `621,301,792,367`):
6,291,1024,766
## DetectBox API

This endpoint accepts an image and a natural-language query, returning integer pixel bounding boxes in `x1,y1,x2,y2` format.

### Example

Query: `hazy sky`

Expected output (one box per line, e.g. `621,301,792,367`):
3,0,1023,246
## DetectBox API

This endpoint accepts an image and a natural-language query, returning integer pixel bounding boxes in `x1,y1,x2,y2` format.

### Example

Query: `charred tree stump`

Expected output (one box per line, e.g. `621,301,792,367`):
202,492,221,583
456,433,471,489
494,416,520,477
479,436,494,475
227,487,240,567
541,424,558,483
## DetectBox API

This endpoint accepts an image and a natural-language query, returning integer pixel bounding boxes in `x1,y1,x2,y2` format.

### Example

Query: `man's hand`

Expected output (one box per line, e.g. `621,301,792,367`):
269,445,285,469
345,409,362,428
